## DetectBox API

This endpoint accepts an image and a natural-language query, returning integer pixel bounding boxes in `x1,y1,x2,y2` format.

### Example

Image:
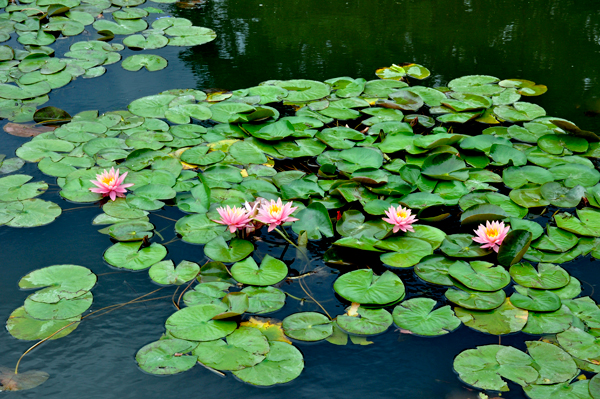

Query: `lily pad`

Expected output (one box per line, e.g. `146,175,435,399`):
165,303,236,341
291,202,334,240
377,237,433,268
149,260,200,285
231,341,304,386
510,286,561,312
204,237,253,263
282,312,332,341
122,54,167,72
526,340,578,385
445,283,506,311
556,327,600,365
19,264,96,303
24,291,93,320
241,286,286,314
455,298,528,335
192,326,269,371
108,220,154,241
336,306,393,335
230,255,288,286
414,255,460,286
440,234,492,258
522,305,574,335
392,298,460,336
6,306,80,341
103,242,167,270
333,269,405,305
448,261,510,291
509,262,570,290
136,339,198,375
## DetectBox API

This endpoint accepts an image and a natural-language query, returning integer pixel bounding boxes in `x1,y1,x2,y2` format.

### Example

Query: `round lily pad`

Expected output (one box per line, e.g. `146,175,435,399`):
445,284,506,311
453,345,538,392
522,305,574,335
241,286,286,314
6,199,62,227
122,54,167,72
6,307,80,341
510,286,561,312
136,339,199,375
182,282,231,307
509,262,570,289
526,340,578,385
231,341,304,386
377,237,433,268
175,214,229,244
24,291,93,320
149,260,200,285
449,261,511,292
414,255,460,286
336,306,393,335
230,255,287,286
192,326,269,371
455,298,528,335
440,234,492,258
333,269,405,305
103,198,148,219
103,242,167,270
282,312,332,341
557,327,600,364
165,303,237,341
108,220,154,241
19,264,96,303
204,237,253,263
392,298,461,336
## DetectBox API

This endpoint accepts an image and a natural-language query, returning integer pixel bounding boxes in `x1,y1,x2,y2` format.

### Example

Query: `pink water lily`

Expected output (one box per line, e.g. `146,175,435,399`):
243,197,268,234
213,206,252,233
382,205,418,233
89,167,133,201
255,198,299,232
472,220,510,252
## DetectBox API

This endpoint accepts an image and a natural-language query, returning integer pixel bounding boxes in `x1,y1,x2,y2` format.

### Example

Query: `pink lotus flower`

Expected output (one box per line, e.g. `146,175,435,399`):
243,197,268,234
89,167,133,201
472,220,510,252
382,205,418,233
255,198,299,232
213,206,252,233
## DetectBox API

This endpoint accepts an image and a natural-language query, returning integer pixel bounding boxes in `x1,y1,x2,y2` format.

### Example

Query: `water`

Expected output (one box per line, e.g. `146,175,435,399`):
1,0,600,397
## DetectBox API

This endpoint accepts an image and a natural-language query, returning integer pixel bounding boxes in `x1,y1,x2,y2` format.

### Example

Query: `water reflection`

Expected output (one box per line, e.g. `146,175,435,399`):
171,0,600,131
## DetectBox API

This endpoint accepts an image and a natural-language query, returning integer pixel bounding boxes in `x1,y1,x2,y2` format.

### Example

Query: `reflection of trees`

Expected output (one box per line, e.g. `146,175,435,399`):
170,0,600,130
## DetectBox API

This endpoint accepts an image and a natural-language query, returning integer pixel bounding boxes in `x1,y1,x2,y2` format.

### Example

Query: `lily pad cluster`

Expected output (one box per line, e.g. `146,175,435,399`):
4,64,600,395
0,174,61,227
0,0,216,122
6,265,96,340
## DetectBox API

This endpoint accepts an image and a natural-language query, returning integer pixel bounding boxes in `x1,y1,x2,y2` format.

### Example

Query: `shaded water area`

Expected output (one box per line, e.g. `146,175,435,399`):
1,0,600,398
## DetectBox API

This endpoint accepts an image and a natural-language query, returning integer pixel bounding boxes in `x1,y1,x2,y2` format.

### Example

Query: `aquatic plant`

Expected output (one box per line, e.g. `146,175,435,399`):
213,205,252,233
382,205,418,233
89,167,133,201
255,198,299,232
472,220,510,252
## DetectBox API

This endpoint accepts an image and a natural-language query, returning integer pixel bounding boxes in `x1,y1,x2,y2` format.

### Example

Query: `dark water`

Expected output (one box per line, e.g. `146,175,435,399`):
1,0,600,398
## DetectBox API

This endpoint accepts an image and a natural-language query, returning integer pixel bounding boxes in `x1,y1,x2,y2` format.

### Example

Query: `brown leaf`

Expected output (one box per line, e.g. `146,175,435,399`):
0,367,49,391
3,123,56,137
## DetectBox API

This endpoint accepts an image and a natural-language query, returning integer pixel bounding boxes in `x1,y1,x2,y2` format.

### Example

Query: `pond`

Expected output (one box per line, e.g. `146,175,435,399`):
1,0,600,398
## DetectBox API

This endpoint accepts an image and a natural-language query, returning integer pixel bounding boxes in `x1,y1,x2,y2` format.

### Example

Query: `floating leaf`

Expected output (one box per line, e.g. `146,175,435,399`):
136,339,198,375
336,306,393,335
24,291,93,320
333,269,405,305
231,341,303,386
448,261,510,292
149,260,199,285
0,367,49,392
103,242,167,270
19,264,96,303
282,312,332,341
497,229,533,267
166,303,236,341
122,54,167,71
291,202,334,240
6,307,80,341
242,286,286,314
441,234,492,258
509,262,570,289
455,298,528,335
445,284,506,310
203,237,253,263
230,255,287,286
392,298,460,336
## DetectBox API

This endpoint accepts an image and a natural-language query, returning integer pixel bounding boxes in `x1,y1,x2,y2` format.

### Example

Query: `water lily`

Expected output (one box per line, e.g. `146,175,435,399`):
89,167,133,201
255,198,299,232
382,205,418,233
243,197,268,233
472,220,510,252
213,205,252,233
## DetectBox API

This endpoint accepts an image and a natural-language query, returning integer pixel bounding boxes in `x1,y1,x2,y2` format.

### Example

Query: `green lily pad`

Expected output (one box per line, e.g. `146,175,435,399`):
445,284,506,310
524,380,593,399
19,264,96,303
23,291,93,320
376,237,433,268
182,282,230,307
455,298,528,335
92,17,147,35
509,262,570,289
103,198,147,220
149,260,200,285
230,255,288,286
497,229,533,267
453,345,538,392
0,174,47,201
556,327,600,364
283,312,332,341
165,303,236,341
392,298,460,336
522,305,574,335
336,306,393,335
532,227,578,253
204,237,254,263
241,286,286,314
108,220,154,241
440,234,492,258
165,26,217,46
510,286,561,312
122,54,167,72
563,297,600,329
231,341,304,386
421,153,468,181
526,340,578,385
291,202,334,240
550,163,600,188
175,214,229,244
136,339,199,375
448,261,510,291
192,326,269,371
103,242,167,270
333,269,405,305
414,255,460,286
6,306,81,341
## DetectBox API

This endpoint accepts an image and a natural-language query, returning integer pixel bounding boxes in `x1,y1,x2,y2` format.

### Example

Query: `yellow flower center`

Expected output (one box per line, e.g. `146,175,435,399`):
269,204,281,214
396,210,407,218
486,227,499,238
101,177,115,186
